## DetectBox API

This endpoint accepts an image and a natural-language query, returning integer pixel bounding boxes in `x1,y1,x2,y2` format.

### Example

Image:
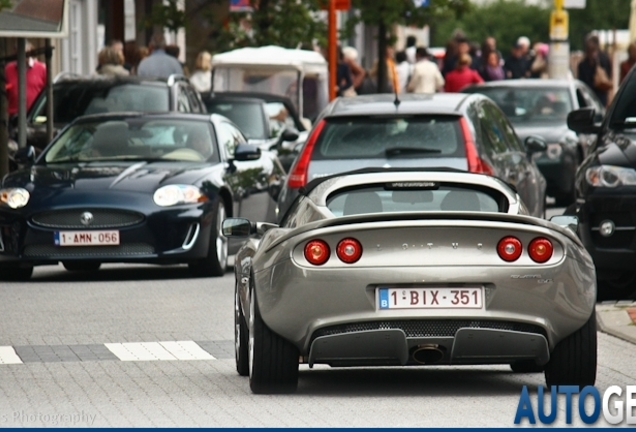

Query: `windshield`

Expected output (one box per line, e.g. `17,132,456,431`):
465,87,572,125
326,184,505,216
31,84,170,125
44,119,219,163
313,116,464,160
205,100,268,140
610,77,636,126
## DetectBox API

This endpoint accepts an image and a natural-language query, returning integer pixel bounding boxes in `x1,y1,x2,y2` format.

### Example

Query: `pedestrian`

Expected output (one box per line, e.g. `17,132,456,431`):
479,51,505,82
336,47,354,97
369,46,400,93
444,53,484,92
405,35,417,64
620,41,636,84
504,42,531,79
190,51,212,92
530,43,549,79
5,40,47,116
136,33,184,79
407,47,444,94
123,40,141,74
395,51,411,94
96,46,129,77
577,34,612,106
442,36,477,77
342,47,371,94
165,44,189,77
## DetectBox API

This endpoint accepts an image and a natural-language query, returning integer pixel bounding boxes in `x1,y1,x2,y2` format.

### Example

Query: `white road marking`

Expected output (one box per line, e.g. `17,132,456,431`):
159,341,215,360
105,342,177,361
0,346,22,364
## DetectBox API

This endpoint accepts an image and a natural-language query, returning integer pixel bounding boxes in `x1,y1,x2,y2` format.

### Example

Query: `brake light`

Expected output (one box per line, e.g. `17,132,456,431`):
336,238,363,264
528,237,553,263
288,120,326,188
304,239,330,265
497,236,522,262
459,117,494,176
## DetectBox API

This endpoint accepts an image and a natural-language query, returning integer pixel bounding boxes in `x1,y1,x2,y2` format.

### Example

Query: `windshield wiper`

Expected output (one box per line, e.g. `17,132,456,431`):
385,147,442,157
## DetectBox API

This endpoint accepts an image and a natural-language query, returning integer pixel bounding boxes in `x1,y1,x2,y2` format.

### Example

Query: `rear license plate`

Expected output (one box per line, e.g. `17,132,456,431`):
54,231,120,246
378,287,484,310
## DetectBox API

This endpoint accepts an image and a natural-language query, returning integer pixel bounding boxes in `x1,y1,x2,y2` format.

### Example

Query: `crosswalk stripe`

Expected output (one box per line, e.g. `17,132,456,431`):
159,341,215,360
0,346,23,364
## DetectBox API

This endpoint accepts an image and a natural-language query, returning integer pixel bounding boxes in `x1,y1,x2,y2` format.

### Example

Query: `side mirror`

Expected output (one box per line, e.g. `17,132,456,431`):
280,128,299,142
14,145,36,165
234,143,261,161
550,215,579,233
524,135,547,154
567,108,601,134
222,218,253,237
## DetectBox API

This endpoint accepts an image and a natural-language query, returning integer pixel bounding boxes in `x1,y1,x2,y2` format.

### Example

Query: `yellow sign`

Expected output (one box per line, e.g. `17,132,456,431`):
550,9,569,40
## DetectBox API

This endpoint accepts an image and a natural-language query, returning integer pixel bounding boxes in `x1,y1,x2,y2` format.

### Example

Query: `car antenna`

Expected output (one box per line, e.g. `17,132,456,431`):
393,86,401,109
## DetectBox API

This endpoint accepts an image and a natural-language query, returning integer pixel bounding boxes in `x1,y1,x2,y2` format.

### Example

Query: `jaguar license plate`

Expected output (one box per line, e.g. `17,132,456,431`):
54,231,120,246
378,287,484,310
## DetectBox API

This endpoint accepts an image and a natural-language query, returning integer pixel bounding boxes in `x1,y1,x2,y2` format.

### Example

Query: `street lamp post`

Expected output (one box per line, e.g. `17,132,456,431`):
548,0,570,79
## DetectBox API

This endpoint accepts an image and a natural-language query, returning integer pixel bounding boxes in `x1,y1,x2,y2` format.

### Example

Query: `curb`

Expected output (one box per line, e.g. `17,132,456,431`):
596,307,636,345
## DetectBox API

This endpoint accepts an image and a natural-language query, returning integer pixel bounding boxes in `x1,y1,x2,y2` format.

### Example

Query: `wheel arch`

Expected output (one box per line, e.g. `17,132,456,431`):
219,187,233,217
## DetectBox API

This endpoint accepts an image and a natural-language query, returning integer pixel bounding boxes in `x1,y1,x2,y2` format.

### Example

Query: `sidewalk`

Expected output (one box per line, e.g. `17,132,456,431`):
596,301,636,344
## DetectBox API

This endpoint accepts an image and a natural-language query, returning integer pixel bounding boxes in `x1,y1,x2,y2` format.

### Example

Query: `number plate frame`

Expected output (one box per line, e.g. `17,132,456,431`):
377,287,485,310
54,230,120,247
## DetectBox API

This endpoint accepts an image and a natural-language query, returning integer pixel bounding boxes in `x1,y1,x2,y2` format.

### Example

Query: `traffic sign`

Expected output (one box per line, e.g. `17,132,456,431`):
413,0,430,6
550,9,569,41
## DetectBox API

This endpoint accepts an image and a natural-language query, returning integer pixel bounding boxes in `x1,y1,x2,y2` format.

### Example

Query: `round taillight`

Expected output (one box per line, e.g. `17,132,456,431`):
304,240,330,265
336,238,363,264
497,236,522,262
528,237,553,263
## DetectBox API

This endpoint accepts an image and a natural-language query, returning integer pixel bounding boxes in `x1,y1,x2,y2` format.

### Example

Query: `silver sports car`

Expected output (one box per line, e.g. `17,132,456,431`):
222,169,597,394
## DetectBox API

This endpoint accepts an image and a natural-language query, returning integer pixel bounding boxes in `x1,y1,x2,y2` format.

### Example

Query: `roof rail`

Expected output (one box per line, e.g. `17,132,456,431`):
53,71,80,83
167,74,188,86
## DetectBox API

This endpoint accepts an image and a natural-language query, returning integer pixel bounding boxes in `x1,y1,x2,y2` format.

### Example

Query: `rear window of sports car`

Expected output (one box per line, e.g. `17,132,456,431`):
312,116,464,160
326,183,508,216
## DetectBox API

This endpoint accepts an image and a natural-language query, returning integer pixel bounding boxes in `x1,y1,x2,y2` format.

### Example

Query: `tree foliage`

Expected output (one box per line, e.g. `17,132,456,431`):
568,0,629,50
142,0,187,34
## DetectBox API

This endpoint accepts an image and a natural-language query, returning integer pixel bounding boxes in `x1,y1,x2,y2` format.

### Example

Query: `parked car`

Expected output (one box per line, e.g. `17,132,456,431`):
224,169,597,394
13,74,206,153
201,91,308,171
462,79,605,206
0,112,285,280
567,67,636,299
277,93,547,220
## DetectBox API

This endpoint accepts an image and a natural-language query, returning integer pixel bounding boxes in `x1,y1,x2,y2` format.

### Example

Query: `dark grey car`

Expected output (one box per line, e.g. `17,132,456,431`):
277,93,547,221
462,79,605,206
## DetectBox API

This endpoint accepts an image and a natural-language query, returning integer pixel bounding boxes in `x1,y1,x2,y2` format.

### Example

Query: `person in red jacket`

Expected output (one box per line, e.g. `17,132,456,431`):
444,53,483,93
5,41,47,116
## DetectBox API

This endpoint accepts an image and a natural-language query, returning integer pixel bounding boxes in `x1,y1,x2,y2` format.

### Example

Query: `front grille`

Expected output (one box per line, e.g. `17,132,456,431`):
311,320,546,342
31,209,145,229
24,243,154,258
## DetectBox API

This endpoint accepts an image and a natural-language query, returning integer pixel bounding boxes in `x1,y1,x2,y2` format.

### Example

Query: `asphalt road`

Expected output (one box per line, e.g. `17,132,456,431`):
1,245,635,427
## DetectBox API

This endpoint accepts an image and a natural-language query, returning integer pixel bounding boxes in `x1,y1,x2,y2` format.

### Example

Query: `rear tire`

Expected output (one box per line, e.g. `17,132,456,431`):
189,200,228,277
510,360,544,373
63,261,101,272
544,313,597,387
235,280,249,376
249,287,299,394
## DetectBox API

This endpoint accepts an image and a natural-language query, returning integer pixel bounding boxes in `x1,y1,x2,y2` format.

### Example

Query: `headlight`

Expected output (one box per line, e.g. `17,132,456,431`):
153,185,208,207
546,143,563,160
585,165,636,187
0,188,30,209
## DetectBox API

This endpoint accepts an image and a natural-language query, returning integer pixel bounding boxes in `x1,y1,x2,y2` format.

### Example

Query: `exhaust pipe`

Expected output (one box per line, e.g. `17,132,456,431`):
410,344,445,364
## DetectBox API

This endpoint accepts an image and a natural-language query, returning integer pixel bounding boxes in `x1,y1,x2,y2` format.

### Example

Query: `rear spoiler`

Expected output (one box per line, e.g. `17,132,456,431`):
266,211,581,252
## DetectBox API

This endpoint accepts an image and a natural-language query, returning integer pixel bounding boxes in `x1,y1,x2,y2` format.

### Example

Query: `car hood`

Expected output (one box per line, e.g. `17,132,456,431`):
4,161,217,192
512,123,571,142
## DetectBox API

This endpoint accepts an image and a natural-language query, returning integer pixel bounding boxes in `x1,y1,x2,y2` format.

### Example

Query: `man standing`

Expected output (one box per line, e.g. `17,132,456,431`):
504,42,531,79
5,41,46,116
407,47,444,94
578,35,612,106
136,33,183,79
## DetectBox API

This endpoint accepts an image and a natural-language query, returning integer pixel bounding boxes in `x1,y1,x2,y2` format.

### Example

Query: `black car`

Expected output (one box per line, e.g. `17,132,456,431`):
201,91,309,171
15,74,207,153
0,113,285,280
462,79,605,206
568,68,636,299
277,93,547,220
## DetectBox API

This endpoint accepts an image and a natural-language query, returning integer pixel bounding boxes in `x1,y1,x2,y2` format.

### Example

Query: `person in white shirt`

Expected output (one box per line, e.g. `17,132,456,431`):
407,47,444,94
189,51,212,93
395,51,412,94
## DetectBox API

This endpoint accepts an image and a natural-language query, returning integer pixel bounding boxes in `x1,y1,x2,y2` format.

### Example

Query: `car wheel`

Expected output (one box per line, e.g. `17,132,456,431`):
0,264,33,281
62,261,101,272
510,360,544,373
248,285,299,394
544,313,597,387
189,200,228,277
235,279,249,376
